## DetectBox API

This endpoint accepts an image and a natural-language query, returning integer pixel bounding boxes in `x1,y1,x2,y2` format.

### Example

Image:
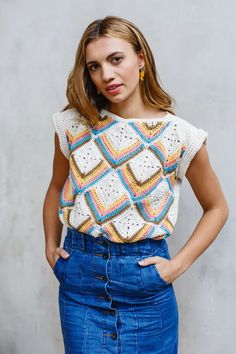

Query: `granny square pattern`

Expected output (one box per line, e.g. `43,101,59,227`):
52,108,208,243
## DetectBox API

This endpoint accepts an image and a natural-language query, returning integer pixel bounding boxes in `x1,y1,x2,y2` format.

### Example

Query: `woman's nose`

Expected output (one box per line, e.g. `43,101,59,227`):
101,66,115,81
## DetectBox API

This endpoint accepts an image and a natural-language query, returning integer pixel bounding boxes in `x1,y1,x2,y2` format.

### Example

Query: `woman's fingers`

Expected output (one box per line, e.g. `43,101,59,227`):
51,247,70,270
138,256,166,266
56,247,70,259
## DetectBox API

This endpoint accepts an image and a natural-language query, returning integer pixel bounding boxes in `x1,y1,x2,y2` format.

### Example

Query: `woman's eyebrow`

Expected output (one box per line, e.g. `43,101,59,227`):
86,51,124,65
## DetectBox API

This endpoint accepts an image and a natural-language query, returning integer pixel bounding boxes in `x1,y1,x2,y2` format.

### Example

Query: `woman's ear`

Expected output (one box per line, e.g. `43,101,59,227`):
137,50,145,68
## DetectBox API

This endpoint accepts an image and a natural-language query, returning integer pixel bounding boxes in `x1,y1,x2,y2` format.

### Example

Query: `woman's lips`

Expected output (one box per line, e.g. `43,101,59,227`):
106,84,123,95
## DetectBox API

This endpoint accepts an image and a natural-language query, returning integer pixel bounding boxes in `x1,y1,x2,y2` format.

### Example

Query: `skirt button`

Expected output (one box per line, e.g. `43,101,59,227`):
104,295,111,302
111,333,117,339
109,309,116,316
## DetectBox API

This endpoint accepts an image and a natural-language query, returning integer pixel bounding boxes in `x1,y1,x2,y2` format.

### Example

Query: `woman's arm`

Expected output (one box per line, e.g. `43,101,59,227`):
139,144,229,283
171,144,229,274
42,133,70,270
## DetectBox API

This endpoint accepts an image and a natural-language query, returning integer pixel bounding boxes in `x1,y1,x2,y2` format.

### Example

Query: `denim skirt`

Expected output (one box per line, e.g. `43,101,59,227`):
53,227,179,354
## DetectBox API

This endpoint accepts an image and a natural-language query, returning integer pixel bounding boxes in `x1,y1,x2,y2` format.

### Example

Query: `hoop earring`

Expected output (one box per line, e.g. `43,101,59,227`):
139,67,145,82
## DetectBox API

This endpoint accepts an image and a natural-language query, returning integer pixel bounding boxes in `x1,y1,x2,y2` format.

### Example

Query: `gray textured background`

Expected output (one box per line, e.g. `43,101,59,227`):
1,1,235,353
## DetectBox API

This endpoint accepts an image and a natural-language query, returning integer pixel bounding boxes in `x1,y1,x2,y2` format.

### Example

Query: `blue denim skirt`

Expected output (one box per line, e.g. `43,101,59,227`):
53,227,179,353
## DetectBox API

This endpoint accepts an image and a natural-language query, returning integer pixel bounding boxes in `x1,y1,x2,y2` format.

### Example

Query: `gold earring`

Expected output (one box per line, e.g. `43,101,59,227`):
139,67,145,81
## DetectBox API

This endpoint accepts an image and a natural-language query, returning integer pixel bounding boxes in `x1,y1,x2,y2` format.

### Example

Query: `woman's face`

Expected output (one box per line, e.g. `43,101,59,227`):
85,35,144,106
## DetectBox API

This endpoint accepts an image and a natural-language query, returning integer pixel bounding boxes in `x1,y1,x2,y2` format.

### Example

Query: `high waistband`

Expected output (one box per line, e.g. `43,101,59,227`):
64,227,167,256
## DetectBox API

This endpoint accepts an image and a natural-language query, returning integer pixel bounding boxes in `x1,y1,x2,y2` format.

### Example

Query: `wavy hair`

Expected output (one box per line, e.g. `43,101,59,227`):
62,15,176,125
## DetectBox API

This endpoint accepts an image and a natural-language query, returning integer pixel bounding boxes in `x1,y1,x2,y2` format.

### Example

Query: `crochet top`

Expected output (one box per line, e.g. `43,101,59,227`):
52,108,208,243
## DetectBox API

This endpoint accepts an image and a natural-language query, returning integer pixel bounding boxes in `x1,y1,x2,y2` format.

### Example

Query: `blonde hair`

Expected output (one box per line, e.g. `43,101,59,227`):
62,15,176,126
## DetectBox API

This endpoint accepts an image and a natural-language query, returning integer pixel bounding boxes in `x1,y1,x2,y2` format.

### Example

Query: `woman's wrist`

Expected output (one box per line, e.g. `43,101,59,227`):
170,256,191,277
45,247,58,267
45,241,60,256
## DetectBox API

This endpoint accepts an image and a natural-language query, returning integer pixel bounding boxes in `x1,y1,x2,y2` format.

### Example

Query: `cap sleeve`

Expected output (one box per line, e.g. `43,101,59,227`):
52,111,70,159
176,119,208,180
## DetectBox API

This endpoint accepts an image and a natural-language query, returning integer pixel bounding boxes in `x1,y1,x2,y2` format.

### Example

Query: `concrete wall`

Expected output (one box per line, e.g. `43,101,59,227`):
1,1,235,353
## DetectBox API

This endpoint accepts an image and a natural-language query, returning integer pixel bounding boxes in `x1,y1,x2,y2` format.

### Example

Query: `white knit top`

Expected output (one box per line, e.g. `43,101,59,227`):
52,108,208,243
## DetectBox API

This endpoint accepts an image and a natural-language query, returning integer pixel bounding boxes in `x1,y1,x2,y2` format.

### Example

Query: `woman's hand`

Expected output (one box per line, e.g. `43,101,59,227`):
46,247,70,270
138,256,181,284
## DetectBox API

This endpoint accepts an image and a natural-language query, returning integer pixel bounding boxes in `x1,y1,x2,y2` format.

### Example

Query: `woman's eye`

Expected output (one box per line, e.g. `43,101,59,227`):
112,56,123,63
88,57,123,72
89,64,98,71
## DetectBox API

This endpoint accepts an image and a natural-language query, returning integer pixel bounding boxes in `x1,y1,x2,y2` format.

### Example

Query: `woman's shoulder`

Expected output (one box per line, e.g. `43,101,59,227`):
53,107,87,126
169,112,196,127
52,108,89,159
168,112,208,141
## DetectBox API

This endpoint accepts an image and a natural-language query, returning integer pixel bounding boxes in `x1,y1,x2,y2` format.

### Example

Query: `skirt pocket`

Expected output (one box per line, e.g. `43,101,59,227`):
152,264,170,285
140,244,171,294
53,245,72,284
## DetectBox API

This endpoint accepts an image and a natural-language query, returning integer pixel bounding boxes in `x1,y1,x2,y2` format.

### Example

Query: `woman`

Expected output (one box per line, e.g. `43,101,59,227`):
43,15,229,354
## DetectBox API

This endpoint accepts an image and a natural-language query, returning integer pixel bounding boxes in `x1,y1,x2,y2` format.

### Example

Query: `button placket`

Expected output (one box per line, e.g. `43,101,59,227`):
95,237,118,342
94,238,110,301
